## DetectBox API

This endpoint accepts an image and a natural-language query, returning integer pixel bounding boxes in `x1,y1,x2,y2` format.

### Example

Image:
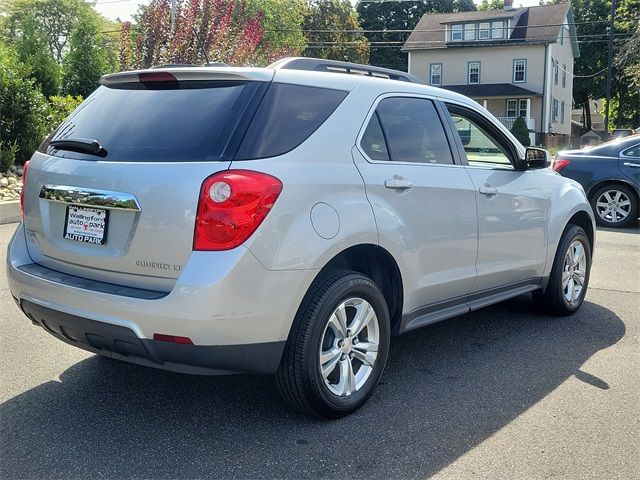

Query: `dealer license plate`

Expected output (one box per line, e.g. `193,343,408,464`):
64,206,109,245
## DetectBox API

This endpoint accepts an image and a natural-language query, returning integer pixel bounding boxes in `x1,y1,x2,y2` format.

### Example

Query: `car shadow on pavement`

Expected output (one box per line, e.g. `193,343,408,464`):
0,296,625,479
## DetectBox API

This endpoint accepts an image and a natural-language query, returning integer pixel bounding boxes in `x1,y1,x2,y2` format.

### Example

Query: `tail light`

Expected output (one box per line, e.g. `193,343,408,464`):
194,170,283,251
552,157,570,172
20,160,30,217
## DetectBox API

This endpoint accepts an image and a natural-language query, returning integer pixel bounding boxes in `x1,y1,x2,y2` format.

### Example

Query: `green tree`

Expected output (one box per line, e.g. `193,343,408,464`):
303,0,369,63
0,45,48,168
615,22,639,95
245,0,307,62
11,14,61,97
477,0,504,11
62,11,113,97
1,0,83,63
510,116,531,146
356,0,476,71
568,0,639,131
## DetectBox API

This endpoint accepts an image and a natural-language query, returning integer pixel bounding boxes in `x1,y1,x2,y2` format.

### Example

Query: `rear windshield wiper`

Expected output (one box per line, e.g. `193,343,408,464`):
49,138,107,157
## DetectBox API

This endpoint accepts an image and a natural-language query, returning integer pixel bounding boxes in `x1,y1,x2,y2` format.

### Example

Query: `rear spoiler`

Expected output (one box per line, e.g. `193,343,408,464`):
101,67,274,86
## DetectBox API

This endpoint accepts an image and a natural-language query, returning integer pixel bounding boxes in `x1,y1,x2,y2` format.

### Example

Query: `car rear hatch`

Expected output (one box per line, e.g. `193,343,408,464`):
22,67,273,292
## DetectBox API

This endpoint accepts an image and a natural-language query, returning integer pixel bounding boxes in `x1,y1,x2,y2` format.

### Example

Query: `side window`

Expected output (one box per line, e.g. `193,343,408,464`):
446,104,514,168
235,83,348,160
360,113,389,161
621,144,640,158
366,97,453,165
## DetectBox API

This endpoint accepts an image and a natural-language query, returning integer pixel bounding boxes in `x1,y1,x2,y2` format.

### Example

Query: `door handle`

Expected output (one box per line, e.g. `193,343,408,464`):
384,178,413,190
623,162,640,168
479,186,498,196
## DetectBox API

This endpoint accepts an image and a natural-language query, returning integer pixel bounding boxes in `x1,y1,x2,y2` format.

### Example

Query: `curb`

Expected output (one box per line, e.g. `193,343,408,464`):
0,201,20,225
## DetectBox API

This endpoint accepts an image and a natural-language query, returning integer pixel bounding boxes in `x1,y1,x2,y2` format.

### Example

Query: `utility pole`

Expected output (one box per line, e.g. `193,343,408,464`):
603,0,617,136
170,0,176,31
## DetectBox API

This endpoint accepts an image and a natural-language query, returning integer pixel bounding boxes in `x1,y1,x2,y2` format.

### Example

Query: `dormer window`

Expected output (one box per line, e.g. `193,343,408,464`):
451,25,463,41
447,20,509,42
478,22,490,40
464,24,476,40
491,21,505,39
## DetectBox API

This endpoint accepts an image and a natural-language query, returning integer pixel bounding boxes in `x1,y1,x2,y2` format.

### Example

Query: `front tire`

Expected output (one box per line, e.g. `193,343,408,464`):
276,270,390,419
533,225,591,315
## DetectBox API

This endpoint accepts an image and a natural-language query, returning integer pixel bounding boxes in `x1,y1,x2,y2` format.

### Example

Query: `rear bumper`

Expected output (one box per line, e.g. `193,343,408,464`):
20,300,284,375
7,223,316,374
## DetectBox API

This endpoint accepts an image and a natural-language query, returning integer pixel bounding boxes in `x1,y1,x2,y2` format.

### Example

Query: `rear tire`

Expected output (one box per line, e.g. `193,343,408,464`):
276,270,390,419
533,225,591,316
590,184,637,228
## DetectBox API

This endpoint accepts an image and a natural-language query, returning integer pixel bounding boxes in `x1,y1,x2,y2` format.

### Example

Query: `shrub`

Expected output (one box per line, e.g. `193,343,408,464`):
510,116,531,147
0,141,19,173
46,95,84,132
0,45,48,166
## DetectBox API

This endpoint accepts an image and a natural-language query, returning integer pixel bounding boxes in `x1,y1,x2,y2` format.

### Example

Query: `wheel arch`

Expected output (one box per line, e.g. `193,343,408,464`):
586,178,639,204
541,207,595,292
315,244,404,336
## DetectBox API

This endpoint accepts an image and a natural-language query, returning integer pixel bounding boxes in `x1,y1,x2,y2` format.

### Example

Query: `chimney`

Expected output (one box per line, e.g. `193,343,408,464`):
504,0,514,10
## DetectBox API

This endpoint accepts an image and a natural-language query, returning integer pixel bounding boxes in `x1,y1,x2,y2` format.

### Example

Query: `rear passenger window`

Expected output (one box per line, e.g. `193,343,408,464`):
362,97,453,164
236,83,348,159
621,144,640,158
361,113,389,161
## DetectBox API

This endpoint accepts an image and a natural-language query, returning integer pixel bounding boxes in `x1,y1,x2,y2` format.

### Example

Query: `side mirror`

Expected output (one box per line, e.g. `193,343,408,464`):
523,147,551,169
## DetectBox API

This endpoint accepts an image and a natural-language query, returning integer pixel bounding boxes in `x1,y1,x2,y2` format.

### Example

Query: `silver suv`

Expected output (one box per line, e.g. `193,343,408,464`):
7,58,595,418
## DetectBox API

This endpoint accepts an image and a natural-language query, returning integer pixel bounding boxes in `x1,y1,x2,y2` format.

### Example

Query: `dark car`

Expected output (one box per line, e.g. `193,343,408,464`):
553,135,640,228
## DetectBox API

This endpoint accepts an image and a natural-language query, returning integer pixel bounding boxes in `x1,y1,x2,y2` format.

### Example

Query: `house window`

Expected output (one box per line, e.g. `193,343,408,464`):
468,62,480,84
464,23,476,40
552,98,558,122
562,64,567,87
430,64,442,86
513,59,526,83
451,24,463,41
491,21,505,39
553,60,559,84
506,99,527,118
478,22,490,40
561,101,565,123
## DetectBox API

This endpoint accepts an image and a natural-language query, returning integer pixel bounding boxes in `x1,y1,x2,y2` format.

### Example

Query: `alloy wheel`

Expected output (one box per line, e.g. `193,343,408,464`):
595,189,631,224
319,297,380,397
562,240,587,305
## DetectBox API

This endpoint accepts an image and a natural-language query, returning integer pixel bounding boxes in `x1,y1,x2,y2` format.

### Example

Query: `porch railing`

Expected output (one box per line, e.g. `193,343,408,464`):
496,116,535,131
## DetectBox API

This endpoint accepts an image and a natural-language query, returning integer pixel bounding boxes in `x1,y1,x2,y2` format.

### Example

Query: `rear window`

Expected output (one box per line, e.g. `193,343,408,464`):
235,83,348,160
47,82,249,162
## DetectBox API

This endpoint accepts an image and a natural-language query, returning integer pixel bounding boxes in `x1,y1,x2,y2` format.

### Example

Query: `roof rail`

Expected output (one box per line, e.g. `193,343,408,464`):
269,57,423,84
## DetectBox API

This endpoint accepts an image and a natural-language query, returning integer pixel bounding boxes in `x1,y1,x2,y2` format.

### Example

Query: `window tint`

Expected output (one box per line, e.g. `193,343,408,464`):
622,144,640,158
236,83,348,160
48,83,248,162
360,113,389,161
374,97,453,165
446,106,513,168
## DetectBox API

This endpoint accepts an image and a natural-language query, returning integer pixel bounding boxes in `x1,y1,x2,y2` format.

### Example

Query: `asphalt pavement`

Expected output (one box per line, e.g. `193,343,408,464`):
1,221,638,479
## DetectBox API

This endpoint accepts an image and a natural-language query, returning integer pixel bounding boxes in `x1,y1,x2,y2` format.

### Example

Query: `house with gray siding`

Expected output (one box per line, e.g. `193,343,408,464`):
402,1,579,146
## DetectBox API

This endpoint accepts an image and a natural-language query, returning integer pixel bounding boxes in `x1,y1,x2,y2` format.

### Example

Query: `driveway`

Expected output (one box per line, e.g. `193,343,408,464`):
1,222,638,479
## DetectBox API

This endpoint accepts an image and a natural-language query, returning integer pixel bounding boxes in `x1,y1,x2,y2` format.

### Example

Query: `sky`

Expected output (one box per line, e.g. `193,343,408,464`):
94,0,544,23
